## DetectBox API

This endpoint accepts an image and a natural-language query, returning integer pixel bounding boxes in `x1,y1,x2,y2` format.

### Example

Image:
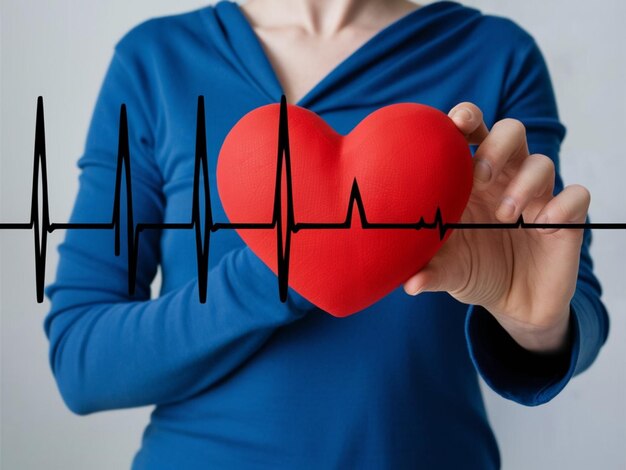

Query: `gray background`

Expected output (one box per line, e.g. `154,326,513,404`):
1,0,625,468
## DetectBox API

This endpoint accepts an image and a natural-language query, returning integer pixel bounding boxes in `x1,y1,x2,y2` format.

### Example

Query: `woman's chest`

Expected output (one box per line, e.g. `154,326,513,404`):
248,27,384,105
150,50,497,292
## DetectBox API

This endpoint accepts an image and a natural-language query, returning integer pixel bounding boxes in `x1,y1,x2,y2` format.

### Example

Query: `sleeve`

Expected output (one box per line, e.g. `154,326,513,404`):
463,29,610,406
43,33,317,416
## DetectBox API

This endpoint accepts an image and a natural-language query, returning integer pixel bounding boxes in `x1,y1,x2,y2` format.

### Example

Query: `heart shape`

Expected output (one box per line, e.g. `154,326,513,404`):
217,102,472,317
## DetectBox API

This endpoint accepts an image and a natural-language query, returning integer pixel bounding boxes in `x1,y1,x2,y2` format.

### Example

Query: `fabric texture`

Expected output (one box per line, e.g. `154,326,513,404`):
44,1,609,469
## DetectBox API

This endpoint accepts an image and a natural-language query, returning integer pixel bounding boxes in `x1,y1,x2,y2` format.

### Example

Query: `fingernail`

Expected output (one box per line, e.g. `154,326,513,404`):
474,159,492,184
452,108,473,122
497,197,517,219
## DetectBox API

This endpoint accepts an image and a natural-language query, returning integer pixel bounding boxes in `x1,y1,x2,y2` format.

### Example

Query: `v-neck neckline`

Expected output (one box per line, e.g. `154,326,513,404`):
215,0,454,108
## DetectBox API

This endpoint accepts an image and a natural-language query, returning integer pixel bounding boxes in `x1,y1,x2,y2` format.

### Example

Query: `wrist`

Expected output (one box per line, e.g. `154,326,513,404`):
491,305,573,355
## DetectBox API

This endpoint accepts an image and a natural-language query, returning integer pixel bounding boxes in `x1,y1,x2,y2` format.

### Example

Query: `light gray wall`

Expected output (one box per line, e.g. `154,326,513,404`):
1,1,624,469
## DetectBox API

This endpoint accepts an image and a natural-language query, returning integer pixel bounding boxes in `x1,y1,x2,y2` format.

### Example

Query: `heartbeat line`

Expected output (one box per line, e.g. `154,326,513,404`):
1,95,625,304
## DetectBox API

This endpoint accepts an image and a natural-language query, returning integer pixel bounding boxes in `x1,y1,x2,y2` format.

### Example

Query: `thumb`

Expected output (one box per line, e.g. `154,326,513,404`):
403,262,446,296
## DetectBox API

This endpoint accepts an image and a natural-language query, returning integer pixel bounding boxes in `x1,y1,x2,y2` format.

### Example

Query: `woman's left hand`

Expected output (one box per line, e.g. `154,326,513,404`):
403,102,590,355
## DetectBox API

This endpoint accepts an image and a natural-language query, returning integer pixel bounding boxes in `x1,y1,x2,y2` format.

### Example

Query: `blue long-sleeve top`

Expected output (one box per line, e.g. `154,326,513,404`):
44,1,610,468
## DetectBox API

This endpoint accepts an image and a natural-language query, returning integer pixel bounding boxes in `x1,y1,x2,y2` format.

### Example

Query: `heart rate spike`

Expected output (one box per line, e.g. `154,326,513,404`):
32,95,50,303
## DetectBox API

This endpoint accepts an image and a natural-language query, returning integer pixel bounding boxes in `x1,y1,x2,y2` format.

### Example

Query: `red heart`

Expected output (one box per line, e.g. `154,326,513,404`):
217,102,472,317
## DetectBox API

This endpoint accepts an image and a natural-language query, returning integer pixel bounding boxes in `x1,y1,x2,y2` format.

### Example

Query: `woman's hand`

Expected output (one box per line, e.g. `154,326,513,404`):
403,102,590,355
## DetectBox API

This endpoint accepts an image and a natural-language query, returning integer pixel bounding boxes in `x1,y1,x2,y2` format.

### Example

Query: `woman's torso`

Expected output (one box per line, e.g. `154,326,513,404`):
128,1,511,468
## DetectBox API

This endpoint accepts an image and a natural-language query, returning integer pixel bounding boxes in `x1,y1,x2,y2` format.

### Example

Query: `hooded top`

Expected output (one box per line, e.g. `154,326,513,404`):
44,1,609,468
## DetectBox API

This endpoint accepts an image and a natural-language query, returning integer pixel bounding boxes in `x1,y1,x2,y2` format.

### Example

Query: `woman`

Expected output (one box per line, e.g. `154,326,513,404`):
44,0,609,468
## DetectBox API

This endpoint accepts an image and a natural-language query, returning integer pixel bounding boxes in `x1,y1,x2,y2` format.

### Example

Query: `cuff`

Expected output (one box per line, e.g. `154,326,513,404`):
465,301,581,406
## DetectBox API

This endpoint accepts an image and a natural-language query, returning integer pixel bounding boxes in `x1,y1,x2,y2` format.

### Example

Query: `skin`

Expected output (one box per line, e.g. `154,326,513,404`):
241,0,591,355
240,0,421,105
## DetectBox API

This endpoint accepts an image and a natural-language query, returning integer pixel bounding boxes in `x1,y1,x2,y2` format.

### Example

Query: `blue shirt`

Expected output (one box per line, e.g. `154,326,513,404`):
44,1,609,468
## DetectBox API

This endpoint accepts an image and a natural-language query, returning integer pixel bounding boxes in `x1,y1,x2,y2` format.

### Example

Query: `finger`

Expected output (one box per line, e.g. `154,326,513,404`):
472,118,528,189
403,263,444,296
448,102,490,145
533,184,591,235
403,246,463,296
495,153,556,222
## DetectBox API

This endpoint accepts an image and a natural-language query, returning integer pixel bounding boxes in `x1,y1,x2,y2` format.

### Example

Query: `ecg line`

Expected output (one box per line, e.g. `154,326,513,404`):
2,95,626,304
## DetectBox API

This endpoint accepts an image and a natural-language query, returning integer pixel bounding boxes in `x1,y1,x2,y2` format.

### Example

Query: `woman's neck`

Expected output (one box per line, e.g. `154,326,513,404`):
240,0,420,36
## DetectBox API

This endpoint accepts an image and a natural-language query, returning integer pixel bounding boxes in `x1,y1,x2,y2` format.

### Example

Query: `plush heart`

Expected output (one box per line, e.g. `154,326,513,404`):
216,102,473,317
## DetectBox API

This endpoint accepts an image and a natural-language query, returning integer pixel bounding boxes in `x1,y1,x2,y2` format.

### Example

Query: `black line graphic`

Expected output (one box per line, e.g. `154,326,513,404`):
2,95,625,304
